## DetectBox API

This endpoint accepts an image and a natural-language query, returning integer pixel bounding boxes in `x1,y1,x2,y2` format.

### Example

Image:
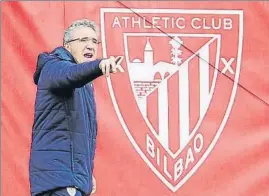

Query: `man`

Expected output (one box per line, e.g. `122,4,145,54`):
29,19,121,196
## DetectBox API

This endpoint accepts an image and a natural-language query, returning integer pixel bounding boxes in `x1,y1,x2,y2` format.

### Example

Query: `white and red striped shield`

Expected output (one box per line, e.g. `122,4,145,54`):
101,8,243,192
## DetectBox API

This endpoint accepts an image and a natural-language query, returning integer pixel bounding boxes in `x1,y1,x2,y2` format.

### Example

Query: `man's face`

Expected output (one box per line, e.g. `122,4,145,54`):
65,27,99,63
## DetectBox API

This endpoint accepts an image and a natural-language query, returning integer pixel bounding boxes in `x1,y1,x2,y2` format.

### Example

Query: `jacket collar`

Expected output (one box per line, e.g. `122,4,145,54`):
51,46,76,62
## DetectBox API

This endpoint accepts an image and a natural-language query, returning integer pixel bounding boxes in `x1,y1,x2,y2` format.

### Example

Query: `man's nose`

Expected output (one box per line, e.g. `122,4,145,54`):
85,44,94,51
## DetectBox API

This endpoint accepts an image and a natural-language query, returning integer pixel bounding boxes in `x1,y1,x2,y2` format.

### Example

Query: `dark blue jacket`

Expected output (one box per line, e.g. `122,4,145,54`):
29,47,103,196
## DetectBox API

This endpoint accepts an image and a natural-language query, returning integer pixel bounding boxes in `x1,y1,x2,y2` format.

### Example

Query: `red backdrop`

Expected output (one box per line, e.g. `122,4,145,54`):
1,1,269,196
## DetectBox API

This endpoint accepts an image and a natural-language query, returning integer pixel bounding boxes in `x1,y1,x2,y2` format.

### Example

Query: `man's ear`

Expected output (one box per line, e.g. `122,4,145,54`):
64,43,71,52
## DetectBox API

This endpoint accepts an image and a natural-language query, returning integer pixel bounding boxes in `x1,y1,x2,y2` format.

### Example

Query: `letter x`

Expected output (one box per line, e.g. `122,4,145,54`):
221,58,235,74
111,55,125,72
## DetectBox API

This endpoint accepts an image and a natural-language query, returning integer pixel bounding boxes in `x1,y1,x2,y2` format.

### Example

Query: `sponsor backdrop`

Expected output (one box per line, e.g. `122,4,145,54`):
2,1,269,196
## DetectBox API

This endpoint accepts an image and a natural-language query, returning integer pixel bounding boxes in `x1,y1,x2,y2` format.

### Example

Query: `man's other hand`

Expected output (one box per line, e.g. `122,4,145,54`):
90,176,96,195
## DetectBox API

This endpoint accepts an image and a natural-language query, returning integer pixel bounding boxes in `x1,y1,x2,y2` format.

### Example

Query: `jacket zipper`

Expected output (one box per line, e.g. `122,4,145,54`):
64,99,75,173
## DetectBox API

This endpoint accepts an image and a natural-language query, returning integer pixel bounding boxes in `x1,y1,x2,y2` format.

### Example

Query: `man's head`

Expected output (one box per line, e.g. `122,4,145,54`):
63,19,100,63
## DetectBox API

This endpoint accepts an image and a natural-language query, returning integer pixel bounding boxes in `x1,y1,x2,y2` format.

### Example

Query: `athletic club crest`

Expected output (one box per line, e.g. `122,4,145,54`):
100,8,243,192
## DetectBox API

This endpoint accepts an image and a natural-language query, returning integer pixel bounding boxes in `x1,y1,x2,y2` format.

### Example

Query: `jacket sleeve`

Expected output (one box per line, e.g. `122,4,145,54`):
39,57,103,89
